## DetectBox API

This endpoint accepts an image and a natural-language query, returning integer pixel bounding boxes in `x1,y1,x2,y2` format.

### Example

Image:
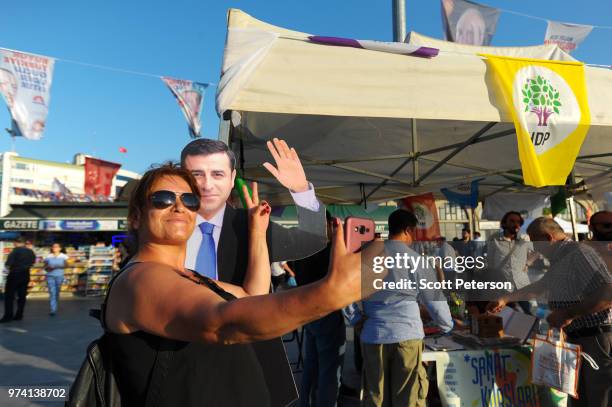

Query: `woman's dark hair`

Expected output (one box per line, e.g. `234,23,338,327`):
51,242,66,254
127,162,201,243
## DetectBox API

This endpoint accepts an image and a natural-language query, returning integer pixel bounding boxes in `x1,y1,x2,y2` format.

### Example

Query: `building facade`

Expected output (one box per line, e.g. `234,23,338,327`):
0,152,139,217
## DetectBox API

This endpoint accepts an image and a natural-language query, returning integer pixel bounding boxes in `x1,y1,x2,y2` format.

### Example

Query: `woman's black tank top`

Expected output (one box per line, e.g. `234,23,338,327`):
104,264,271,406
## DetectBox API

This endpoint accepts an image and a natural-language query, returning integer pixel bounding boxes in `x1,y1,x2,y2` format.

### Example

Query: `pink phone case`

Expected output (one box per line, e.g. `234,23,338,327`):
344,217,375,253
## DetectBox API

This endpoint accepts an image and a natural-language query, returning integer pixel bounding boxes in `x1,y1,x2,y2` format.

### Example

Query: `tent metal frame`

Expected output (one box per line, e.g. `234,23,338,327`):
228,113,612,216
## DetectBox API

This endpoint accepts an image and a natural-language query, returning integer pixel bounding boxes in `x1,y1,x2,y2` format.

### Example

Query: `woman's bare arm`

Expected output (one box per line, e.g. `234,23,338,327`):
214,185,272,298
108,221,362,345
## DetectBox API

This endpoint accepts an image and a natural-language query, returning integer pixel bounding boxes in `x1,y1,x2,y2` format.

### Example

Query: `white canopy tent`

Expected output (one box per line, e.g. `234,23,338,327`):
217,9,612,207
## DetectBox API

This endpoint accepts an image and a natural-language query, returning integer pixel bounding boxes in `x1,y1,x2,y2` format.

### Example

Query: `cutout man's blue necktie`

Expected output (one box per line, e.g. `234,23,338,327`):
195,222,217,279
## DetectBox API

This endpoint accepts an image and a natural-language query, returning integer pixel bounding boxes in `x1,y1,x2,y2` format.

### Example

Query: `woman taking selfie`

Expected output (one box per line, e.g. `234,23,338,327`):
104,163,363,406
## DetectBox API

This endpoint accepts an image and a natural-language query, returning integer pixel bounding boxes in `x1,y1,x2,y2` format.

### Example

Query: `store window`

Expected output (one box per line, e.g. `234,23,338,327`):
11,177,34,184
556,202,588,222
13,162,30,170
437,202,468,221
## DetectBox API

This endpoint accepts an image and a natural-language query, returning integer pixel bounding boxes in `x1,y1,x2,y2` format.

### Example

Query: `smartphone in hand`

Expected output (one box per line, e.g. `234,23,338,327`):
344,216,376,253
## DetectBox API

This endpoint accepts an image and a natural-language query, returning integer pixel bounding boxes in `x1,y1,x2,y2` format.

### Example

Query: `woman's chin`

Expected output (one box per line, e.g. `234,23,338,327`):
158,233,191,245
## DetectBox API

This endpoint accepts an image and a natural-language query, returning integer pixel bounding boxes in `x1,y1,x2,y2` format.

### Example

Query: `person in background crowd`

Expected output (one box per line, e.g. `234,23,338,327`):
589,210,612,272
455,227,473,258
471,231,486,258
488,217,612,407
0,237,36,323
25,240,34,250
434,236,457,275
485,211,536,314
293,211,346,407
43,242,69,316
270,261,296,290
590,211,612,242
345,209,453,407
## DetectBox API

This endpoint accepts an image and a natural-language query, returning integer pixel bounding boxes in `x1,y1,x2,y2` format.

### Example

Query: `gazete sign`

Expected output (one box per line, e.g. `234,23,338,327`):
484,55,590,187
0,219,39,230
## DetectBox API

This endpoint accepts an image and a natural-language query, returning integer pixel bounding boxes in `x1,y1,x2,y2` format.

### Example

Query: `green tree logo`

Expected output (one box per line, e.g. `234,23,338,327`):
521,75,562,126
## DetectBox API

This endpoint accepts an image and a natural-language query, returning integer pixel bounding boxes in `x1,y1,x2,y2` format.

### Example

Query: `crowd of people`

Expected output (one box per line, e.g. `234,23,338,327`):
1,137,610,407
1,240,69,321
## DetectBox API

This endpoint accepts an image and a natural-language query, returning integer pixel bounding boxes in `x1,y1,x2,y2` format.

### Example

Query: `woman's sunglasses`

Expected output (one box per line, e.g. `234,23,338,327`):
150,190,200,212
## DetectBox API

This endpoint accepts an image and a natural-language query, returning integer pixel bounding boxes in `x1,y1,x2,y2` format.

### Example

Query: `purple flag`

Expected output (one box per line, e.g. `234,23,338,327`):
308,36,438,58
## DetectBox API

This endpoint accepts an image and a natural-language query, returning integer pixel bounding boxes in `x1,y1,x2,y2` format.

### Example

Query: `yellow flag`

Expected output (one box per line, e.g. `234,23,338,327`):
483,55,590,187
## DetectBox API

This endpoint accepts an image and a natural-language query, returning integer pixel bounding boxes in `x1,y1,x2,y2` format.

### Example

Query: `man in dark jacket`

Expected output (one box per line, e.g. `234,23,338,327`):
1,238,36,322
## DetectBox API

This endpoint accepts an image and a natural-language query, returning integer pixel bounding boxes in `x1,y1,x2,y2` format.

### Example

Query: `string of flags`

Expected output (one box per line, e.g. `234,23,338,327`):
0,47,213,142
162,77,209,139
441,0,601,53
0,1,610,145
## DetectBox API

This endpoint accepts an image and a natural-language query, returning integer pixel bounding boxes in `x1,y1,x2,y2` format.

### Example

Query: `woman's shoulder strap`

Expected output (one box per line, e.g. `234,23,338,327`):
180,271,238,302
95,262,142,330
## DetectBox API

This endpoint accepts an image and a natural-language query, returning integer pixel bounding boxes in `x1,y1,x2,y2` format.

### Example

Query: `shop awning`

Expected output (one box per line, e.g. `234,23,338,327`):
0,202,128,231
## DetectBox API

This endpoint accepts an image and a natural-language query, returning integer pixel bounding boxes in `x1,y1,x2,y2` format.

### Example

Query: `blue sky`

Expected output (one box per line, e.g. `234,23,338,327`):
1,0,610,174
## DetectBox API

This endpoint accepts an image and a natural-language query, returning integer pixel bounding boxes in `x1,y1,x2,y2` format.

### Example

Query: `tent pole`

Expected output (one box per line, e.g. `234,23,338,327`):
568,196,579,241
358,156,416,204
575,159,612,169
568,170,579,241
577,152,612,160
412,118,418,185
333,164,414,185
392,0,407,42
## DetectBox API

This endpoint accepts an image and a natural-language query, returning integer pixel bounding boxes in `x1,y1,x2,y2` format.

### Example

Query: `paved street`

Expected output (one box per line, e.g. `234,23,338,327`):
0,295,360,406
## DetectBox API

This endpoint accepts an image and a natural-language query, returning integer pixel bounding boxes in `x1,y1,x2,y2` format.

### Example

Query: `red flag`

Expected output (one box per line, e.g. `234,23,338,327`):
402,193,440,241
119,147,128,153
84,157,121,197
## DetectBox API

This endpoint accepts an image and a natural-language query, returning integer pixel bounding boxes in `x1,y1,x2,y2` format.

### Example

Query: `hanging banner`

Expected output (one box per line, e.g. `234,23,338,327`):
432,348,568,407
441,0,500,46
483,193,550,220
0,49,55,140
441,179,481,209
162,77,208,138
544,21,593,54
84,157,121,197
401,193,440,241
484,55,590,187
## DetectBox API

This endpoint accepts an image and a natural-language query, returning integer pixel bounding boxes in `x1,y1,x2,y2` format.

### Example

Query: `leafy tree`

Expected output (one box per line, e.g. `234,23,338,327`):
521,75,562,126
